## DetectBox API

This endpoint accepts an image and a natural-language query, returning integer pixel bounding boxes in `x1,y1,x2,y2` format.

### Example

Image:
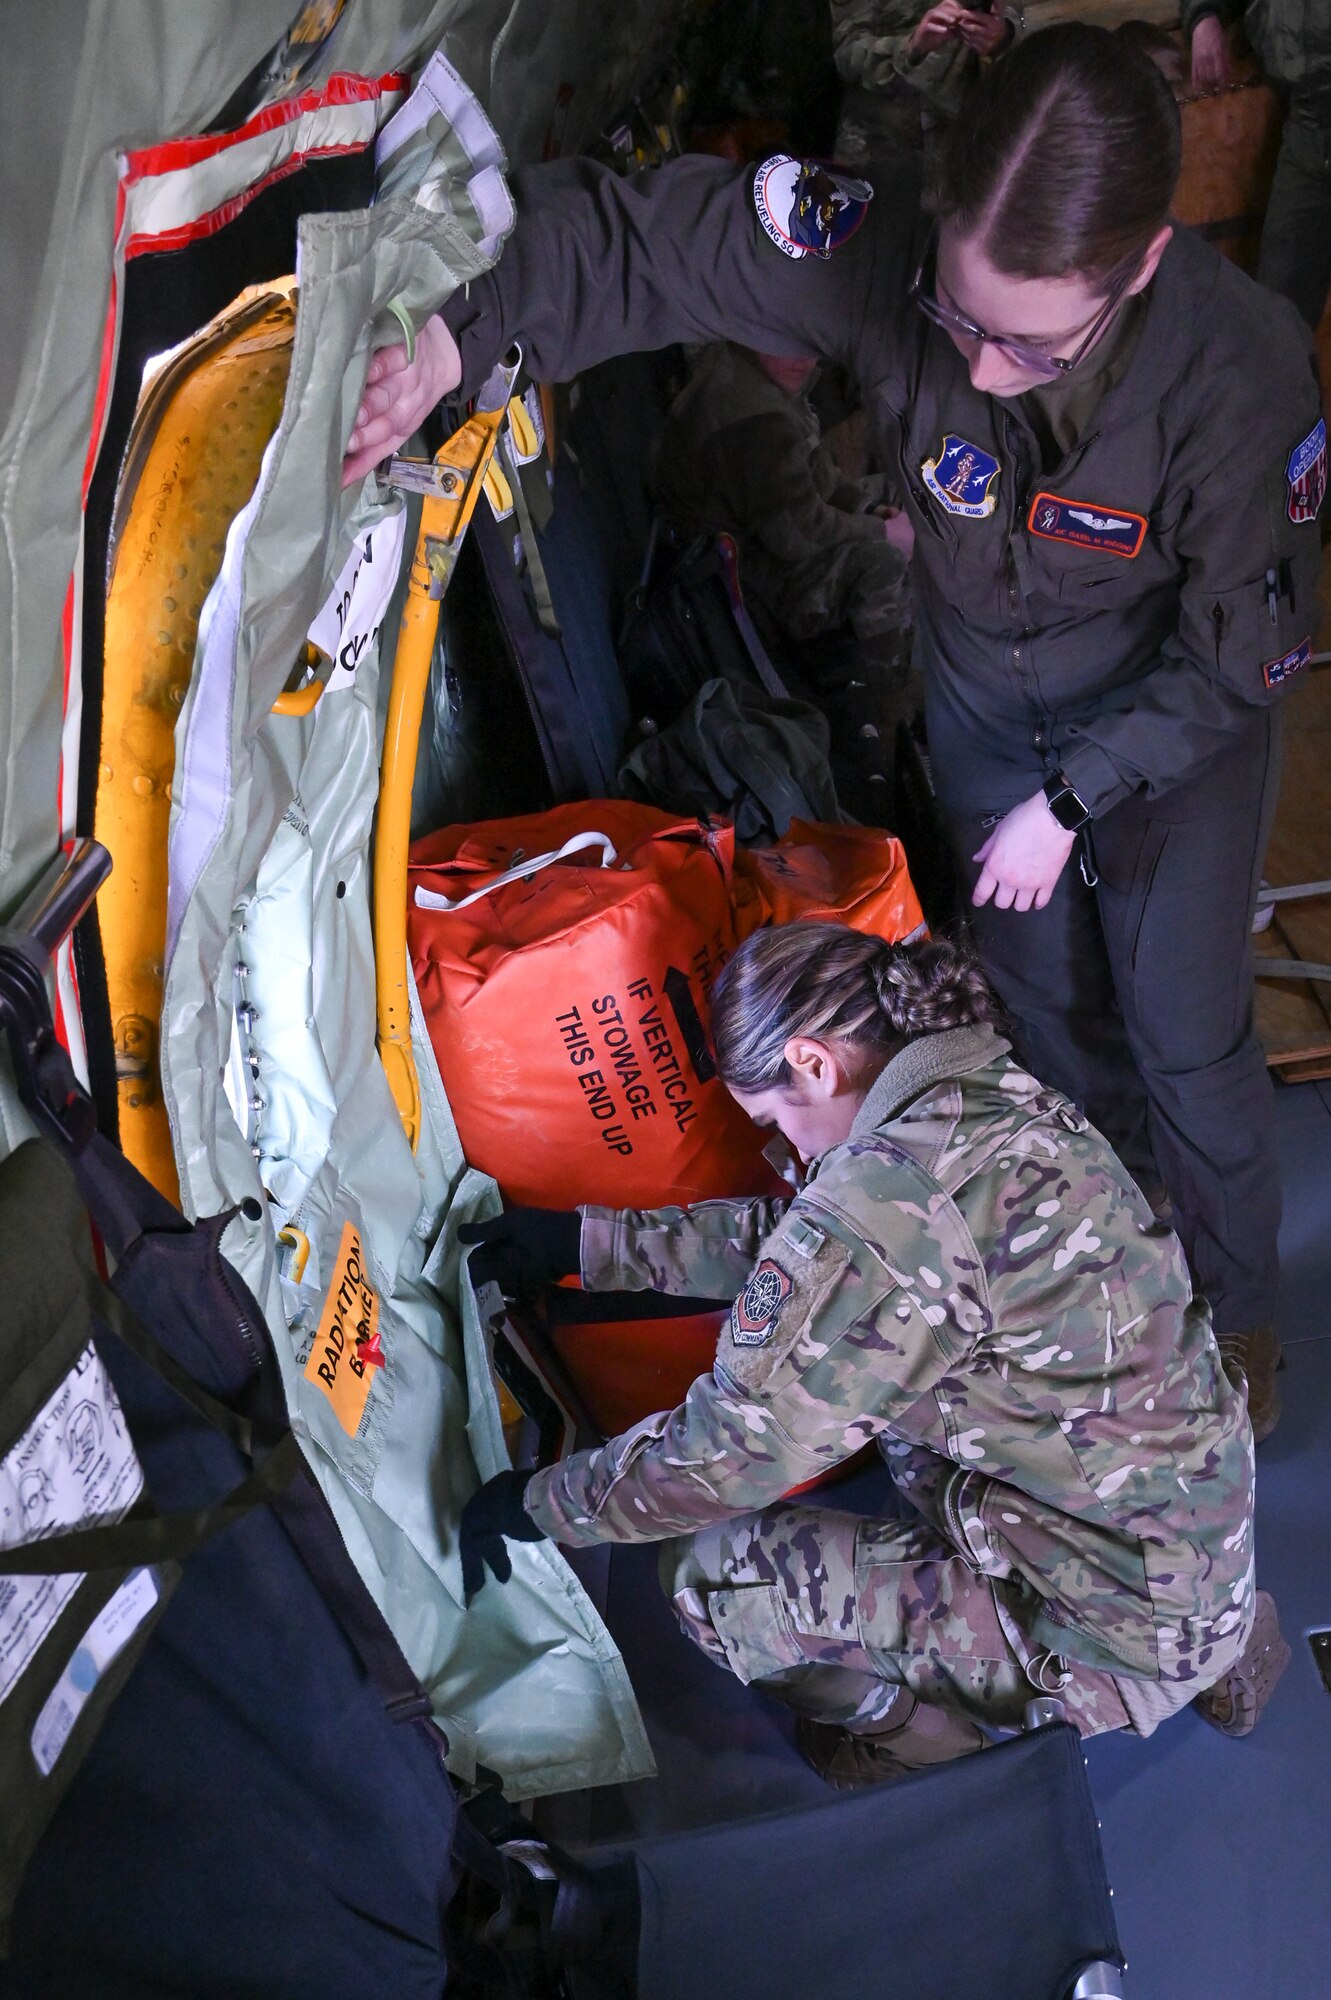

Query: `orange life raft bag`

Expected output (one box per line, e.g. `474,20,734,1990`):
408,802,781,1210
734,818,926,944
409,804,926,1461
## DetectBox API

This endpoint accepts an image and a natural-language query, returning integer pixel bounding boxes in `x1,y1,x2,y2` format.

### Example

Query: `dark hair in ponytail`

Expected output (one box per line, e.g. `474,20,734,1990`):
710,922,1006,1093
930,23,1182,291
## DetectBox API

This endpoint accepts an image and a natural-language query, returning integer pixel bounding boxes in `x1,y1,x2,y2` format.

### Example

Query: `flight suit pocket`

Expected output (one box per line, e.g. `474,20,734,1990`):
1210,575,1308,702
1048,550,1150,606
888,410,957,552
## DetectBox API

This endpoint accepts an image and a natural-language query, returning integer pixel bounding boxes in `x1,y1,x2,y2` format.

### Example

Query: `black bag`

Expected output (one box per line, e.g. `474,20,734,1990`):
618,532,794,730
0,1132,464,1999
620,675,841,842
0,850,468,1994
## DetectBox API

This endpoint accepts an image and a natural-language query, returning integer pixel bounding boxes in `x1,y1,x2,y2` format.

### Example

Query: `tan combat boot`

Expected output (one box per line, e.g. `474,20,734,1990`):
1217,1324,1283,1442
797,1695,986,1790
1194,1590,1291,1736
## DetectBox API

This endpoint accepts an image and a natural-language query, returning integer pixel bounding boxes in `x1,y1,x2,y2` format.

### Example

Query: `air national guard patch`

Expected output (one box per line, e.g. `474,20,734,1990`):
1286,418,1327,524
753,155,871,262
1027,490,1148,558
730,1258,794,1347
922,434,1000,519
1263,635,1311,690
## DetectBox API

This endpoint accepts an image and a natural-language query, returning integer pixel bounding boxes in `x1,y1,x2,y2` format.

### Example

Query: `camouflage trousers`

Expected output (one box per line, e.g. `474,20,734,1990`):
666,1504,1146,1740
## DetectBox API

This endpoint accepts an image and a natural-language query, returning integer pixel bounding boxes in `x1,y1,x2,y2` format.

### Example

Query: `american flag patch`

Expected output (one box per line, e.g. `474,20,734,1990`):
1286,419,1326,525
1263,636,1311,690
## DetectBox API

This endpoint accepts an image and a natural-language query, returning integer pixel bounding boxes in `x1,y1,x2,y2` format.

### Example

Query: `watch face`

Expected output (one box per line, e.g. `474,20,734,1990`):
1047,786,1086,831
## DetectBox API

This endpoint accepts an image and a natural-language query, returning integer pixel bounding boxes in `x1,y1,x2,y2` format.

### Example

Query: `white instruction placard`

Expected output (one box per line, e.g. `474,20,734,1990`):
30,1566,160,1776
0,1345,145,1704
307,510,408,692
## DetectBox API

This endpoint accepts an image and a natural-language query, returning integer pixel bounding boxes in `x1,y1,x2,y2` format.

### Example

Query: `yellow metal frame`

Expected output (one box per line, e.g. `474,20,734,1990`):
373,363,522,1151
96,282,298,1201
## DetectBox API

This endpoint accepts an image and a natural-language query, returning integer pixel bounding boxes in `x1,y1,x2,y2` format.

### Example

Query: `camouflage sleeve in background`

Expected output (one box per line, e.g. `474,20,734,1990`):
530,1193,961,1546
700,414,891,559
1179,6,1331,110
579,1194,793,1298
830,0,970,99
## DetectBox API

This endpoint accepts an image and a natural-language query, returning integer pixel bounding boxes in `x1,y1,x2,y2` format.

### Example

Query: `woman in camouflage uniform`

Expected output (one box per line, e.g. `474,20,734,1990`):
460,925,1284,1786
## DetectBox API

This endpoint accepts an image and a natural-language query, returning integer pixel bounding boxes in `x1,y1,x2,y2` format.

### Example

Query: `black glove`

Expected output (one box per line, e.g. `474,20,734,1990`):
459,1469,547,1604
458,1207,581,1299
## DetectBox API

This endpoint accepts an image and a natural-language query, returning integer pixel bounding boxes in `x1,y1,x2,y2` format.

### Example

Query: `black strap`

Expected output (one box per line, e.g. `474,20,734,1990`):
506,435,561,638
0,1433,303,1575
72,1130,191,1263
269,1466,436,1724
0,1227,297,1577
93,1277,259,1458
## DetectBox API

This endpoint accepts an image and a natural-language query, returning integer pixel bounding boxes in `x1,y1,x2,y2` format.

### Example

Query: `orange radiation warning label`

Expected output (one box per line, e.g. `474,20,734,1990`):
304,1220,380,1435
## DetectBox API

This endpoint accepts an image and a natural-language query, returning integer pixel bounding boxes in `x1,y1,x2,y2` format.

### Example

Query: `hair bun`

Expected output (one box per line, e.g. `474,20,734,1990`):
872,937,1005,1039
709,921,1006,1093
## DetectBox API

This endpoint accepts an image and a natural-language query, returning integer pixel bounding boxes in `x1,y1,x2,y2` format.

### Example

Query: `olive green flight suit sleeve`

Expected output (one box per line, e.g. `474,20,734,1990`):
579,1194,794,1298
1058,336,1324,815
532,1195,961,1546
442,153,914,402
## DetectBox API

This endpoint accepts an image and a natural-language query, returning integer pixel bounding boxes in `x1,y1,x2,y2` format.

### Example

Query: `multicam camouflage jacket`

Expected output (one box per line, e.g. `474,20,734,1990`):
1183,0,1331,98
656,342,907,643
830,0,982,120
523,1023,1255,1683
659,342,891,563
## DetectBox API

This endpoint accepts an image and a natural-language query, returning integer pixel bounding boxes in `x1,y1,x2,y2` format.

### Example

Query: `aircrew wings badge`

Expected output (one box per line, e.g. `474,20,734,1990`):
921,434,1000,519
1286,418,1326,524
753,155,872,262
730,1258,794,1347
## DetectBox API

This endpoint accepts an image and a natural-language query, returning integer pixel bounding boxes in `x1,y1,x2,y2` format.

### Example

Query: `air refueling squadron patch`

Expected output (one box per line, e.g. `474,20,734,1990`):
1286,418,1326,524
752,156,872,262
1027,490,1148,558
1263,635,1311,689
730,1258,794,1347
921,434,1001,519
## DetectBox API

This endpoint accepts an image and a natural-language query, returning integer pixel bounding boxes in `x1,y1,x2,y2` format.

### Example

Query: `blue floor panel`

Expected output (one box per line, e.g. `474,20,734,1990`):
547,1080,1331,1996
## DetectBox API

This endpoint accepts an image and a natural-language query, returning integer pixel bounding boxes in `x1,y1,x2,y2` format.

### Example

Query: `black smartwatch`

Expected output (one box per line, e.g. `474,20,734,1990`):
1042,770,1092,832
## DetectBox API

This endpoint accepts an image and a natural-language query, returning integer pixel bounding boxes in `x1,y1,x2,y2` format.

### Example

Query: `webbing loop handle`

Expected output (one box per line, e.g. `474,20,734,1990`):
414,831,618,913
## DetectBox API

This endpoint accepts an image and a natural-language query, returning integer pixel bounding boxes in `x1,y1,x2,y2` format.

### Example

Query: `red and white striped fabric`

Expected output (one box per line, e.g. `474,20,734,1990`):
119,71,409,259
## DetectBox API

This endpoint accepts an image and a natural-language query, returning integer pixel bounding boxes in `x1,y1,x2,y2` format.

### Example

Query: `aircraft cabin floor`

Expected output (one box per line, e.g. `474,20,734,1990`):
543,1077,1331,1999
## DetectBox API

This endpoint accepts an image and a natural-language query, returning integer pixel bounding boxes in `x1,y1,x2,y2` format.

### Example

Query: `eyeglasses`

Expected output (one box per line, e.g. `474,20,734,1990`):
909,232,1137,378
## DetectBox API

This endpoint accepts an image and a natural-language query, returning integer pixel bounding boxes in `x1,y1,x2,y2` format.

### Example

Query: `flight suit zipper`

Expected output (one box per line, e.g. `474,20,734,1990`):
1000,410,1044,732
1003,414,1109,766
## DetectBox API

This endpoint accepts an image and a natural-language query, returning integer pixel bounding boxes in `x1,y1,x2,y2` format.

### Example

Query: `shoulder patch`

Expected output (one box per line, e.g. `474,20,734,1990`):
730,1258,794,1347
1027,490,1147,558
1263,635,1311,689
752,155,871,263
1286,418,1326,524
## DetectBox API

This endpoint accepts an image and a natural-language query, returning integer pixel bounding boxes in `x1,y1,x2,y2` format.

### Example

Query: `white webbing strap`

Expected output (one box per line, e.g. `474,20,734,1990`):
413,830,618,913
